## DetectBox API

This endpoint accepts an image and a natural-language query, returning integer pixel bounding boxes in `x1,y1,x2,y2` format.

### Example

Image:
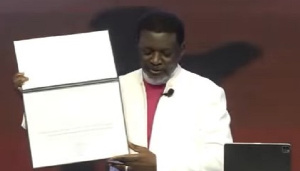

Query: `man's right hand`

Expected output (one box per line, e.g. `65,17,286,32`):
13,72,29,90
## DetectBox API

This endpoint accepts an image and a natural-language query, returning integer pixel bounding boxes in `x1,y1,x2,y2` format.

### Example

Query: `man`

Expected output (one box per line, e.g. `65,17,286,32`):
15,11,232,171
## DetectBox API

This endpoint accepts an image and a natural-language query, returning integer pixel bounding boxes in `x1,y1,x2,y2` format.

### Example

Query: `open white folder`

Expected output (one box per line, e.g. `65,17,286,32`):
14,31,129,168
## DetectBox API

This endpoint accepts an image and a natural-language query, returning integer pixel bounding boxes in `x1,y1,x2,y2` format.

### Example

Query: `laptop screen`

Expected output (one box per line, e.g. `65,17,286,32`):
224,143,291,171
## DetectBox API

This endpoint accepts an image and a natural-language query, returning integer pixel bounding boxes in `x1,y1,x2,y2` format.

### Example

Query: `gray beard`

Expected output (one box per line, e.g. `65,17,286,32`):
142,65,179,85
142,71,170,85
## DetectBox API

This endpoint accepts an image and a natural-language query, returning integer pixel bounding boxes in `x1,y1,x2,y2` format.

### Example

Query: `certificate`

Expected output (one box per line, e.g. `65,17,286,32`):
14,31,128,168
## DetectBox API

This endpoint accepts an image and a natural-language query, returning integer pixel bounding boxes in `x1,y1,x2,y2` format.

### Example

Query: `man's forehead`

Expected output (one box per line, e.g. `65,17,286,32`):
139,31,177,45
140,30,176,38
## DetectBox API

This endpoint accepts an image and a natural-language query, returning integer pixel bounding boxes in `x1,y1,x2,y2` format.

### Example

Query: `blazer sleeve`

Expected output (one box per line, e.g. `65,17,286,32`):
21,114,27,129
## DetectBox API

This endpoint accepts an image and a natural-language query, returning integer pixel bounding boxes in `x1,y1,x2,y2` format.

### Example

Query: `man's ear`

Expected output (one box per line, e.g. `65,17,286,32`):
178,42,186,60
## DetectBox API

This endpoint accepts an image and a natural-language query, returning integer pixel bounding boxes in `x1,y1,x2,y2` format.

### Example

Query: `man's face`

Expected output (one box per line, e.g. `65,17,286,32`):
138,30,184,81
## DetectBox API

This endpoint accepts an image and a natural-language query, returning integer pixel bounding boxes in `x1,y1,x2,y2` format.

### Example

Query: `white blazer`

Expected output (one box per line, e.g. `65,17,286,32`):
119,66,233,171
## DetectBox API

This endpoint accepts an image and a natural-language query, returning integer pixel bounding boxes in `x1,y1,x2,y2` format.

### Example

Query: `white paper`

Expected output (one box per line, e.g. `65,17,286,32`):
14,31,117,90
14,31,128,168
24,82,128,168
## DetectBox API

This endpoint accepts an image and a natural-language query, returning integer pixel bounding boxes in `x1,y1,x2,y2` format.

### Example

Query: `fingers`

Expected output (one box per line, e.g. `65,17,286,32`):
13,72,29,88
15,72,25,77
129,142,147,153
109,154,139,163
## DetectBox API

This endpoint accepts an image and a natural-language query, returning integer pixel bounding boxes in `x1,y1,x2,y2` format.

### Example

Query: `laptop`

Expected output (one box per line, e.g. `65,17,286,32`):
224,143,291,171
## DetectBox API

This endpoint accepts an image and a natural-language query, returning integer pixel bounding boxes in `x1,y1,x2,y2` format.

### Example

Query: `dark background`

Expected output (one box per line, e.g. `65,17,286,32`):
0,0,299,170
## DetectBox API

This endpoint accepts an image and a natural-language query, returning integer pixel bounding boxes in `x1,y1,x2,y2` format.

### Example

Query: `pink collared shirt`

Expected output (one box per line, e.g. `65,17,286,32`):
144,80,166,147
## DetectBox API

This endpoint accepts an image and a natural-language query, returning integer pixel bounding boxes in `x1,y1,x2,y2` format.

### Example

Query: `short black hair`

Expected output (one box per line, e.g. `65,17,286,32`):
137,10,185,45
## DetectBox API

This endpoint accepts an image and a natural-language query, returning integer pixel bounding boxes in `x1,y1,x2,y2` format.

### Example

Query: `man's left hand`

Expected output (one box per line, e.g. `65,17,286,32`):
108,142,156,171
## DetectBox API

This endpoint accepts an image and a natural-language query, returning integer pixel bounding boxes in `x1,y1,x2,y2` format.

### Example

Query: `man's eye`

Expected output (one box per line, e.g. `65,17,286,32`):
162,52,172,57
143,50,152,55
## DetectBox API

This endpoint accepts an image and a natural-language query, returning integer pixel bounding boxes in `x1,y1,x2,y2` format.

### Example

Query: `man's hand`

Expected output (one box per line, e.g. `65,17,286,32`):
13,72,29,90
108,142,156,171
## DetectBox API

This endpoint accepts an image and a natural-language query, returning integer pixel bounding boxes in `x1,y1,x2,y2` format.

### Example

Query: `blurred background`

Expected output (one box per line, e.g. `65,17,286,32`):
0,0,299,170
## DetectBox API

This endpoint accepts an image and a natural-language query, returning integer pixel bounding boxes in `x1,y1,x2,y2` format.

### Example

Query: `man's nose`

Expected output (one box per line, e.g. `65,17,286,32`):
150,52,162,65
